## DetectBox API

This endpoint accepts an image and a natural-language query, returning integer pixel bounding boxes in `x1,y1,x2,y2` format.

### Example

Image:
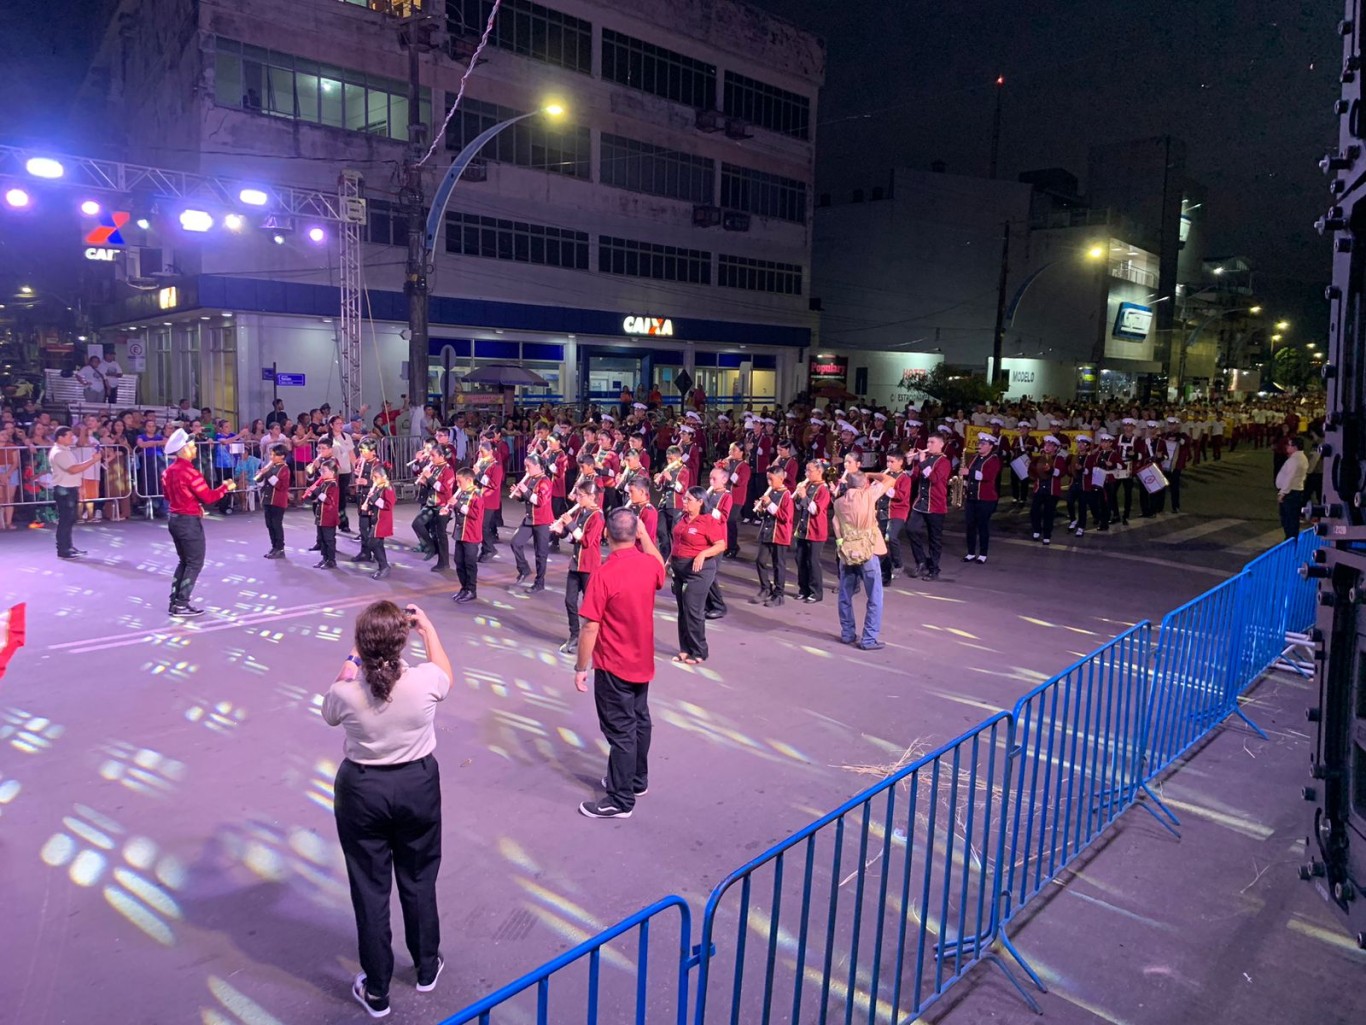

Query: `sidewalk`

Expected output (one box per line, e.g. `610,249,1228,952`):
928,664,1366,1025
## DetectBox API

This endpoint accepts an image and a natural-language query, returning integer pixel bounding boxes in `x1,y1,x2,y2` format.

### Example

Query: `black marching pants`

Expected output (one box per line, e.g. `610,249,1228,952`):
265,505,286,551
963,499,996,556
511,522,549,584
565,569,590,638
427,513,450,569
796,538,824,599
1030,490,1058,540
168,514,206,603
455,540,479,594
756,541,788,597
907,510,945,574
594,670,650,811
671,556,715,659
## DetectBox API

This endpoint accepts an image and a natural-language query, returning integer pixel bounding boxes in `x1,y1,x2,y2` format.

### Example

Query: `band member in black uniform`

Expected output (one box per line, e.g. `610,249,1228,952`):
653,445,689,560
701,467,733,620
424,445,456,572
960,433,1002,563
751,465,794,607
350,439,378,564
792,460,831,603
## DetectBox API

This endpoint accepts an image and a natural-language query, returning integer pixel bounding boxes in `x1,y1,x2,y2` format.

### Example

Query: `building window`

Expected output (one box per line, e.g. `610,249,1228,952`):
447,0,592,74
599,236,711,284
446,211,589,269
599,134,714,204
213,37,430,141
718,254,803,295
720,164,807,224
724,71,811,140
601,29,716,109
365,199,410,246
445,96,590,178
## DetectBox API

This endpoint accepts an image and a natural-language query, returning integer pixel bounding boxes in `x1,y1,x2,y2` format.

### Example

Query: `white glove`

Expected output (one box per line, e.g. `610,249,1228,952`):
674,482,684,492
1053,469,1061,477
572,528,583,541
807,501,817,514
267,475,278,485
730,472,738,483
530,493,540,505
480,475,489,485
767,502,778,515
712,508,723,519
374,498,385,509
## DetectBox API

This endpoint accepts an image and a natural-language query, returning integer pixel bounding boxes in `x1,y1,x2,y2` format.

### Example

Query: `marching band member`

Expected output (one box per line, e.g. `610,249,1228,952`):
751,464,794,607
702,466,733,620
1066,434,1093,535
1007,420,1036,506
473,439,505,562
718,441,750,558
627,432,651,473
625,476,658,552
876,450,913,585
1114,418,1140,525
653,445,690,560
679,424,702,489
510,452,554,592
423,445,456,572
545,432,570,552
669,486,727,666
1092,432,1119,532
448,466,485,603
258,443,291,559
362,464,395,580
1133,421,1161,518
960,433,1001,564
1029,435,1070,546
410,442,437,557
554,481,604,653
793,460,831,603
774,440,801,492
161,427,237,616
906,433,951,580
1155,417,1192,513
350,439,378,564
301,458,340,568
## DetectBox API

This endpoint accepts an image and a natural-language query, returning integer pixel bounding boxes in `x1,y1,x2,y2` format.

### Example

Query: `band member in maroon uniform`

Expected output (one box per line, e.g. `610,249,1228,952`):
474,439,504,562
960,433,1002,563
364,465,396,580
878,450,913,585
510,452,554,591
554,481,604,653
793,459,831,602
907,434,951,580
161,427,236,616
448,466,485,603
1030,435,1070,545
718,441,750,559
424,445,456,572
701,467,734,620
302,459,340,569
626,477,658,552
1007,420,1036,506
752,465,794,607
653,445,690,560
774,441,800,492
257,443,291,559
1154,418,1192,514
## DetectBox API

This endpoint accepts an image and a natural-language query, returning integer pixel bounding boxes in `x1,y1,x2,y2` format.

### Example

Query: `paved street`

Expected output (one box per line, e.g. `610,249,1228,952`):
0,444,1356,1025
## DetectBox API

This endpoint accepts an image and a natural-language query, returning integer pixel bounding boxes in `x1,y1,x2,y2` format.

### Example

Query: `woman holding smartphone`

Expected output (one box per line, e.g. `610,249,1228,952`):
323,601,453,1019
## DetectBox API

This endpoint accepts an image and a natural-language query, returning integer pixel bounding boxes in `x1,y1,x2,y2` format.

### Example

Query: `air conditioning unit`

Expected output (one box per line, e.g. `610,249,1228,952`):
462,159,488,183
724,117,753,140
695,109,724,133
692,204,722,227
722,211,751,232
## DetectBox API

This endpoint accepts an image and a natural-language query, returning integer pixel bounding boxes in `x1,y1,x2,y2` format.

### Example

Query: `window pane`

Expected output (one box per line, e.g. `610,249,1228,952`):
267,65,294,117
320,77,343,126
215,53,242,108
295,73,320,124
344,82,368,131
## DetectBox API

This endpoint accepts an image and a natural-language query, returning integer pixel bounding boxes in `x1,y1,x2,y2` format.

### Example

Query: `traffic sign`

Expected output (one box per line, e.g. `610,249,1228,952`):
275,373,306,387
674,369,693,394
261,368,274,382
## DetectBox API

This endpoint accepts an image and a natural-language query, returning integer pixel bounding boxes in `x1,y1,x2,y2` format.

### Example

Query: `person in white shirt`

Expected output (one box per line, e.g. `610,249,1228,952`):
1274,435,1309,540
99,355,123,399
75,356,107,403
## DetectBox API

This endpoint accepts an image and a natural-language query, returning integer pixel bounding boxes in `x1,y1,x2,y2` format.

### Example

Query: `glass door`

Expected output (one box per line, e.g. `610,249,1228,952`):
586,355,642,408
201,323,239,424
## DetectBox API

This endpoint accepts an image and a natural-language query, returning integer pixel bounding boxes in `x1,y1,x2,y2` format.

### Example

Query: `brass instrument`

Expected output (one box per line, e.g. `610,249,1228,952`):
949,473,966,509
654,458,685,488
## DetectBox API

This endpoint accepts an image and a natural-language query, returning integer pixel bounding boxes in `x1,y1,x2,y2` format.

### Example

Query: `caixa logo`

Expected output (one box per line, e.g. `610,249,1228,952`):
622,316,674,337
1012,370,1036,383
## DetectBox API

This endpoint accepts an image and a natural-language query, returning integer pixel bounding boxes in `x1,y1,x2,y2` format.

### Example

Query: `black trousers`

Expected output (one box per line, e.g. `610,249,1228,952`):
756,541,788,597
908,510,945,574
334,756,442,1001
337,473,352,531
265,505,286,551
726,507,741,556
705,564,727,615
796,538,824,599
480,506,500,558
411,507,433,553
549,496,567,548
1084,487,1110,529
1066,481,1082,523
55,485,78,556
319,525,337,563
357,512,374,559
1119,477,1136,521
168,514,207,603
1010,466,1028,503
455,540,479,594
1279,489,1304,540
594,669,651,811
671,556,715,659
511,522,549,584
426,512,450,569
372,536,390,570
1167,469,1183,512
885,517,906,583
657,506,680,560
964,499,996,556
1030,490,1058,540
565,569,590,638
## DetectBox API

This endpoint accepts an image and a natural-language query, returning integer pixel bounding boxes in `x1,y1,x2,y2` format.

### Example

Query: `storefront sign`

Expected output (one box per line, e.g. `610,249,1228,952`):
622,316,674,337
1112,301,1153,340
84,247,119,261
84,210,129,247
898,368,928,389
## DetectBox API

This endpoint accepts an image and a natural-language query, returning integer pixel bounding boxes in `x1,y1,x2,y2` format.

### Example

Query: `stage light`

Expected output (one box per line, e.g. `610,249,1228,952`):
223,213,245,232
135,218,150,230
3,188,29,209
271,233,285,245
179,209,213,232
80,200,101,216
19,285,33,295
306,226,325,243
25,156,64,179
238,188,269,206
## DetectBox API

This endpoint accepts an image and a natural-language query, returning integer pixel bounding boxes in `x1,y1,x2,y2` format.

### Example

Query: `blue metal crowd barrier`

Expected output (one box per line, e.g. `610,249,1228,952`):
434,531,1321,1025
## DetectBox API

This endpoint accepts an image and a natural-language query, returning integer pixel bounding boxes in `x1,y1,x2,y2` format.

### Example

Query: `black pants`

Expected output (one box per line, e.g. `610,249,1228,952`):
319,525,337,563
1086,488,1110,529
412,507,434,553
1167,469,1183,512
1279,489,1304,540
55,485,78,556
265,505,286,551
883,517,905,585
594,670,650,812
480,506,500,558
705,565,727,615
908,510,945,574
426,512,450,569
337,473,352,531
565,569,590,638
964,499,996,556
726,508,741,556
334,756,442,1001
372,536,389,570
511,522,549,584
455,540,479,594
357,512,374,559
1119,477,1136,521
657,506,679,560
1306,472,1323,505
756,541,788,597
1066,482,1083,523
1010,466,1028,503
671,556,715,659
796,538,824,599
168,514,206,604
549,496,567,548
1030,490,1057,540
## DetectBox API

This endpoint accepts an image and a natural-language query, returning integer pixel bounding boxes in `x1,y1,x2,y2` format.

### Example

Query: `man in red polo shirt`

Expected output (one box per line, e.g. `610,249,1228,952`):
162,427,236,617
574,506,666,819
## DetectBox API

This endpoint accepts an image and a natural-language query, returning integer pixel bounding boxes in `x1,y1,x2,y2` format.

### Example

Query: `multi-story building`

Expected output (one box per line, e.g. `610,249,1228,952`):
71,0,824,419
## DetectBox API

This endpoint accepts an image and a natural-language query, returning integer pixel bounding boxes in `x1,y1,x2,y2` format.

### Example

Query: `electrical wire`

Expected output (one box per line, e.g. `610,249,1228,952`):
417,0,504,167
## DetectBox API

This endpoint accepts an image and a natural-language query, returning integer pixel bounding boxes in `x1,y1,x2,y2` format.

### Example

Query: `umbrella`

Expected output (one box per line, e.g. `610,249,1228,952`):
459,363,550,387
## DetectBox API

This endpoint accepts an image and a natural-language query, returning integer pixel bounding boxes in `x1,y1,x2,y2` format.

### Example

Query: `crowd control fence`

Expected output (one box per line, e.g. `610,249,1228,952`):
434,531,1321,1025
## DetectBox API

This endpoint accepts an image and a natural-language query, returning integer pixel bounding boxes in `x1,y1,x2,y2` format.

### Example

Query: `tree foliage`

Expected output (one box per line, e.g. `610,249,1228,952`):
910,365,1004,412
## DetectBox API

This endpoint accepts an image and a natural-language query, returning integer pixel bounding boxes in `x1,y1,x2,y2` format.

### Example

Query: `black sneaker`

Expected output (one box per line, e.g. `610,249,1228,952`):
351,973,390,1018
601,775,648,796
528,582,546,593
454,591,475,603
579,798,632,819
559,637,578,655
169,603,205,618
416,955,444,993
371,567,391,580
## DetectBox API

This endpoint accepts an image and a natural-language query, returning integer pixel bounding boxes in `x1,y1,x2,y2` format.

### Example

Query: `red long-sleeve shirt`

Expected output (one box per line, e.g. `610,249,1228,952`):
163,457,230,516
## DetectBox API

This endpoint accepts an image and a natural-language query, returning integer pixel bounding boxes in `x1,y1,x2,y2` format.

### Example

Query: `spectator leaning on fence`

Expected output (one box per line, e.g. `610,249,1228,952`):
1274,435,1308,541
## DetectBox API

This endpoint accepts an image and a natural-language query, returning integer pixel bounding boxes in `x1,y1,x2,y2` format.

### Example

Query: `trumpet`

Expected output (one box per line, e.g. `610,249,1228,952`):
254,462,277,484
653,458,685,487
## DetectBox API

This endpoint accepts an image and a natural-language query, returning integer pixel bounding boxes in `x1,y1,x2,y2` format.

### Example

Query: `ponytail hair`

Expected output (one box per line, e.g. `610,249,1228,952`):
354,600,410,703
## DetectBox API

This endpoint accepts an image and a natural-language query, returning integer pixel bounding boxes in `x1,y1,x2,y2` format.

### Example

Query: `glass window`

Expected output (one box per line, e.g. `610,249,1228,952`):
598,236,711,284
718,254,803,295
720,164,807,224
296,72,320,124
600,133,714,204
723,71,811,140
445,95,590,178
365,199,412,247
320,75,343,127
445,211,589,270
447,0,592,74
601,29,716,108
214,52,242,109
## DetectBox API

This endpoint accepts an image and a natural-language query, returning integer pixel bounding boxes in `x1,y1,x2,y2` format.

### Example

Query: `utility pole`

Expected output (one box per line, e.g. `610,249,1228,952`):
988,76,1004,179
990,219,1010,391
399,11,442,413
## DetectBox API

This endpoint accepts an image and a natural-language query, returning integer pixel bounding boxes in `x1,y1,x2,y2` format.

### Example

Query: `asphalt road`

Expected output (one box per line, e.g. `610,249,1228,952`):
0,443,1354,1025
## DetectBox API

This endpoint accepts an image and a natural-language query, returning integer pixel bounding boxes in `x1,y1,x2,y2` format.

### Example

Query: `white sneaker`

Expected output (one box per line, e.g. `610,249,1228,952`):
962,553,976,563
1031,532,1041,540
1042,538,1051,546
1067,520,1078,530
976,555,987,563
1075,528,1084,537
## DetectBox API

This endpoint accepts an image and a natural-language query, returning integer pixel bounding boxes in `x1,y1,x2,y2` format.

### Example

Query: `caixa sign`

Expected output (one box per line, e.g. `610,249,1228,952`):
622,316,674,337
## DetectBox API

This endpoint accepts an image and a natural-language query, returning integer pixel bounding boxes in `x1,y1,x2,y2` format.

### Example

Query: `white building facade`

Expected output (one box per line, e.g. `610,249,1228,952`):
76,0,824,420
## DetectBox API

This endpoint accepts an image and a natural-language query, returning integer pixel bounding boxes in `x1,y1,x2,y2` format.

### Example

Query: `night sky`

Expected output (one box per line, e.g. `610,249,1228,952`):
0,0,1343,328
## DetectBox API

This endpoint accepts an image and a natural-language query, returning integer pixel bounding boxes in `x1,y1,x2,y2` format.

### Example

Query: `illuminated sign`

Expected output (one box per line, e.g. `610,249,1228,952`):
622,316,674,337
157,287,179,310
84,211,130,247
898,368,928,389
84,247,119,262
1112,301,1153,341
1011,370,1036,383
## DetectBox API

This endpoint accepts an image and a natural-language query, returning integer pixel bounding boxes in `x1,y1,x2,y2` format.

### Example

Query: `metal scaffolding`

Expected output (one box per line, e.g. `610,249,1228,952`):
336,170,366,419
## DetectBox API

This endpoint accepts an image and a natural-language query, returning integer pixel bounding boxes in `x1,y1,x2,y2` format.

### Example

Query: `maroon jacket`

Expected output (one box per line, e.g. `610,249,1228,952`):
964,453,1001,502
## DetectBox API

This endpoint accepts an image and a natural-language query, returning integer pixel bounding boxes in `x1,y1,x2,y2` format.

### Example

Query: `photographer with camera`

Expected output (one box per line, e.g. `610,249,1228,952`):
323,601,453,1019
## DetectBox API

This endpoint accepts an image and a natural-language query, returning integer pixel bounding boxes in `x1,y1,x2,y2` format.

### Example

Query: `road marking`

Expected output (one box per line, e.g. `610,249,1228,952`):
1156,518,1246,544
1228,528,1289,554
996,538,1231,577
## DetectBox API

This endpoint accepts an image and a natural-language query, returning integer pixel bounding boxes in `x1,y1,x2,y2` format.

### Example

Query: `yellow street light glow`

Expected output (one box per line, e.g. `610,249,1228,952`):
1271,334,1283,342
1275,320,1290,330
19,285,33,295
1249,305,1262,314
1086,245,1104,259
1212,266,1224,275
543,103,566,117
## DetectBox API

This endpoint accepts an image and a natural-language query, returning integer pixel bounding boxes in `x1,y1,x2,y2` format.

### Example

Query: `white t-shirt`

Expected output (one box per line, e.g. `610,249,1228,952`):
322,660,451,765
